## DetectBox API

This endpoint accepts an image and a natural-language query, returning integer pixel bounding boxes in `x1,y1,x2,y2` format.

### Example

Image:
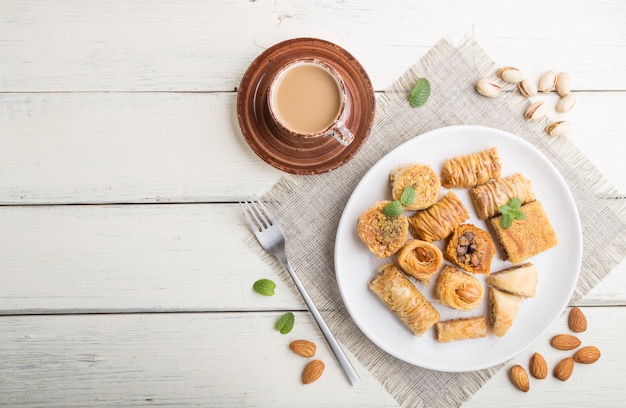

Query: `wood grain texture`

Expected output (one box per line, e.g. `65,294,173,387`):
1,1,625,91
1,92,625,205
0,307,622,408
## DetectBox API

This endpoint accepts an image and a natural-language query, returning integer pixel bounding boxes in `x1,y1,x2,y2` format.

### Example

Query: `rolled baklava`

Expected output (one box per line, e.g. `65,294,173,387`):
408,191,469,242
469,173,535,220
440,146,502,189
435,316,488,342
368,264,440,336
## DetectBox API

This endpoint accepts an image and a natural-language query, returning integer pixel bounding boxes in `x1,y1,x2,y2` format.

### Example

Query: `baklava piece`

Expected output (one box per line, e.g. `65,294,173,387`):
389,163,441,210
369,264,440,336
435,316,488,343
434,265,484,311
444,224,496,274
489,200,558,264
470,173,535,220
488,287,522,337
357,201,409,258
408,191,469,242
486,263,538,298
396,239,443,285
440,146,502,188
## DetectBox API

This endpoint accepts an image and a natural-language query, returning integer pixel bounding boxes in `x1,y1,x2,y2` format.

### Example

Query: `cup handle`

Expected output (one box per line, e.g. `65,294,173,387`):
327,120,354,146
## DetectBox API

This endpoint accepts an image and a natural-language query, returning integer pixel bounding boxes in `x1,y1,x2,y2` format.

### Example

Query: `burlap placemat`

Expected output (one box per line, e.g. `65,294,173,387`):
250,37,626,407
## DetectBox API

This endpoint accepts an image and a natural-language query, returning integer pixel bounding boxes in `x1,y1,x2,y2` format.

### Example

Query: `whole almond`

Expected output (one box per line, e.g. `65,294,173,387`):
550,334,581,350
574,346,601,364
529,352,548,379
509,364,530,392
302,359,325,384
289,340,317,358
456,285,481,303
568,307,588,333
554,357,574,381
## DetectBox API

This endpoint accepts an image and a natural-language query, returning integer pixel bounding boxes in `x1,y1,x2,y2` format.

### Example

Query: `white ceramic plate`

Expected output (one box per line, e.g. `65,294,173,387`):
334,125,582,372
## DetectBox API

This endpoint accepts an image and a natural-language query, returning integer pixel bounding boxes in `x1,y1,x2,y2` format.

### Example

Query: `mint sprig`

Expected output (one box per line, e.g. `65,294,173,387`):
382,186,416,218
499,197,527,229
275,312,295,334
408,78,431,108
253,278,276,296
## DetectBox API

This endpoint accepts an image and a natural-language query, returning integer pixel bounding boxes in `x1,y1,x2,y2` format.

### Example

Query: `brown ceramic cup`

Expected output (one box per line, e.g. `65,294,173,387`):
267,58,354,146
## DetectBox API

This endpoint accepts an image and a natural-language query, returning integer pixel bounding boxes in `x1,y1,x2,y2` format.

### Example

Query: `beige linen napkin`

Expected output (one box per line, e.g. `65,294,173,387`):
250,37,626,407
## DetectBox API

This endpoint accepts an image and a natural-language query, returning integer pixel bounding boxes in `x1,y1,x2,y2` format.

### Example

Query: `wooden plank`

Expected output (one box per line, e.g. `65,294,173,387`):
0,204,304,314
0,307,623,407
0,92,283,204
2,92,625,205
1,204,624,314
0,311,398,408
1,1,625,91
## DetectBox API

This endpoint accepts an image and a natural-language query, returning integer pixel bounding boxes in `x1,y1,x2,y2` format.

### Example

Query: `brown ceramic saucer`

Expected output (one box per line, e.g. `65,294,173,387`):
237,38,375,175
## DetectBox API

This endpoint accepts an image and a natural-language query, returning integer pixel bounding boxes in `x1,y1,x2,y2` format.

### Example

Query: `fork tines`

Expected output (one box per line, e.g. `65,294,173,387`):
240,196,274,232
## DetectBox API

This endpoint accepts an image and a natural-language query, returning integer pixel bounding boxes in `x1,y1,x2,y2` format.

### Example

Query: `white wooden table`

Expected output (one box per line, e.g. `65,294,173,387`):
1,2,625,406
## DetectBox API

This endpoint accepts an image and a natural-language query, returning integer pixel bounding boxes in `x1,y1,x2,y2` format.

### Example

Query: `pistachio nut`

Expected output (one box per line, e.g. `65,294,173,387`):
556,93,576,113
556,72,571,97
497,66,523,84
476,79,501,98
517,78,537,98
524,101,548,120
538,70,557,93
546,121,572,137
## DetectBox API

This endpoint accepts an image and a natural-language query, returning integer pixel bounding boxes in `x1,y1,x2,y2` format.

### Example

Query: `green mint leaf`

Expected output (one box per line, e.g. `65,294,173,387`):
400,186,416,206
511,209,527,220
408,78,431,108
507,197,522,210
499,205,511,215
382,201,403,218
275,312,295,334
500,213,514,229
253,278,276,296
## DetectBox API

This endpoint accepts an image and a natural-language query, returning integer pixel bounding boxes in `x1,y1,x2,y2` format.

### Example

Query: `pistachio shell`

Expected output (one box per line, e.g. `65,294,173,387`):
498,66,524,83
546,121,572,137
556,93,576,113
524,101,548,120
476,78,501,97
517,79,537,98
538,70,557,93
556,72,571,96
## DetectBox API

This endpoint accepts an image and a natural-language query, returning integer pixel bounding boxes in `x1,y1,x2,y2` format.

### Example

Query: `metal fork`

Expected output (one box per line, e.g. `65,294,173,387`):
240,196,360,386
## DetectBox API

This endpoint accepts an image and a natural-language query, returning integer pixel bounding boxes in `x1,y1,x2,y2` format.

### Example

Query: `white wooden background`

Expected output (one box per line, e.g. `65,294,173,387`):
1,1,625,407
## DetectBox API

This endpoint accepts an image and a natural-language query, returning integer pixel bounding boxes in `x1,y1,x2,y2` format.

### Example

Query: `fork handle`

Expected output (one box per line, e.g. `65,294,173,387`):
279,256,361,386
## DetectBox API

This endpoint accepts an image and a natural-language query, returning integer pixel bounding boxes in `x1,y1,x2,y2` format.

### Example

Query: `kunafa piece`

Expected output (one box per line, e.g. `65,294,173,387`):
408,191,469,242
396,239,443,284
489,287,522,337
489,200,558,264
434,265,484,311
389,163,441,210
435,316,488,343
487,263,538,298
470,173,535,220
358,201,409,258
444,224,496,274
368,264,441,336
440,146,502,188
